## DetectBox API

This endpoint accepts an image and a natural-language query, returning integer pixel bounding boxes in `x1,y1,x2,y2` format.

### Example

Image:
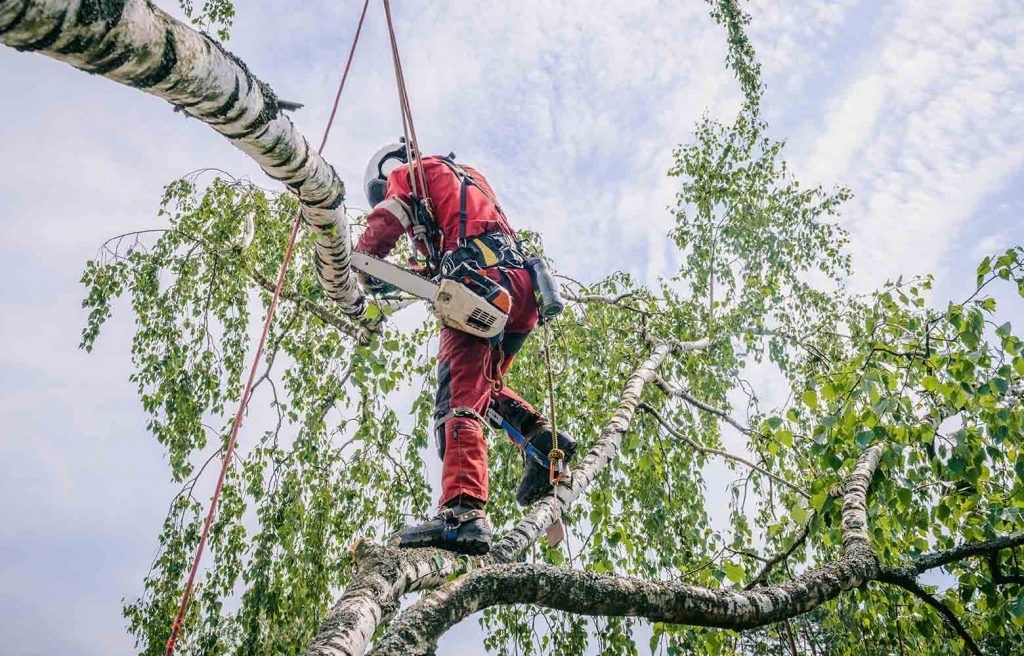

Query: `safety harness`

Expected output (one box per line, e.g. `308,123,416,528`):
399,153,528,279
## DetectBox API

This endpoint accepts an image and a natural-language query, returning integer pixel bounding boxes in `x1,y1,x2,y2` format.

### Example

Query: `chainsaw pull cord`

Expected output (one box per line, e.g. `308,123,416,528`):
163,2,371,655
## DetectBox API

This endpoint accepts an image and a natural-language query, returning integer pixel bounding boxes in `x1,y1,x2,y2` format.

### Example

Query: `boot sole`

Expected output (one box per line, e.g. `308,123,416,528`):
393,534,491,555
397,538,491,556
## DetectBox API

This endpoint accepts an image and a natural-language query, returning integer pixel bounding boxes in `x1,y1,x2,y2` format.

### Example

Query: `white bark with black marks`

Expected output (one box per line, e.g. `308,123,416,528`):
0,0,366,317
367,445,886,654
303,338,712,656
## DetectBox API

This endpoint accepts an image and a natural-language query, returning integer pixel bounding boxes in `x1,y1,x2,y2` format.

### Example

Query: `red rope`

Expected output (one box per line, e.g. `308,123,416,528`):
164,2,370,653
382,0,429,201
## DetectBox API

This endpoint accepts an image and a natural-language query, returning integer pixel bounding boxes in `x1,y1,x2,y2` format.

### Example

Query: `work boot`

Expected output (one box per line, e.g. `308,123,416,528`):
389,503,492,555
491,398,578,507
516,424,578,506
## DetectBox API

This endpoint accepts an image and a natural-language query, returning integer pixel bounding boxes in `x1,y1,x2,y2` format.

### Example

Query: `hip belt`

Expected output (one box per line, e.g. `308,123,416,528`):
440,231,527,277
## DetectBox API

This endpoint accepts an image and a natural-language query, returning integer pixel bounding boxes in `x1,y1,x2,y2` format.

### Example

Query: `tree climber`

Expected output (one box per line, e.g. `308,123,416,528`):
356,143,577,555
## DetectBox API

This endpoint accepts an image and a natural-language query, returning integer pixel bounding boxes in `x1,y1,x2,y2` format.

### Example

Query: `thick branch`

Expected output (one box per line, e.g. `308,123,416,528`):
876,574,982,656
1,0,366,317
885,532,1024,579
369,445,885,654
373,557,876,654
303,338,711,656
640,401,808,499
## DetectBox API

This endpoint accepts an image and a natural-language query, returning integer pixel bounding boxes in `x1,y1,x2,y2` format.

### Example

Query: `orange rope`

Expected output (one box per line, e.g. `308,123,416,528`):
164,2,370,653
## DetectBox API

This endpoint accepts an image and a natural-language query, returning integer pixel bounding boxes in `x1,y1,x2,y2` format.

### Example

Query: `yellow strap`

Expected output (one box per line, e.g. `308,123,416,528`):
472,237,500,267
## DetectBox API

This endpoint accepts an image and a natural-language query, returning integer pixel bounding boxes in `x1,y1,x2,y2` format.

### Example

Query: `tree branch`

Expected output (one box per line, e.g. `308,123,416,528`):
876,573,982,656
367,445,885,655
651,375,754,437
0,0,367,318
988,551,1024,586
745,517,812,590
884,532,1024,579
564,291,636,305
250,269,364,339
302,338,712,656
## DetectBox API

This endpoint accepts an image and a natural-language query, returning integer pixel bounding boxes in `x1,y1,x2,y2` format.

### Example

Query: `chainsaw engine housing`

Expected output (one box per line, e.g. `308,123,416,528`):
433,269,511,339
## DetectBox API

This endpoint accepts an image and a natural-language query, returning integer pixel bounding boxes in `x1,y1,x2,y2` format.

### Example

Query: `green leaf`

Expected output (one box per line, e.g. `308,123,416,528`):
976,255,992,286
723,561,745,584
791,503,809,526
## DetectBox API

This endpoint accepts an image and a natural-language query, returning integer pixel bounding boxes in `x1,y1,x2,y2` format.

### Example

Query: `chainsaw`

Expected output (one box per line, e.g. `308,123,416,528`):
351,252,511,339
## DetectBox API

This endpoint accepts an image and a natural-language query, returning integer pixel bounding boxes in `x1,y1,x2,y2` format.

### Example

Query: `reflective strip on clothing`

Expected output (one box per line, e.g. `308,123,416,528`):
377,196,413,228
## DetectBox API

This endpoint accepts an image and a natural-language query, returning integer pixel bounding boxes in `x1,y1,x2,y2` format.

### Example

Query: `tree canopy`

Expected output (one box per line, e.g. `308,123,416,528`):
20,0,1021,653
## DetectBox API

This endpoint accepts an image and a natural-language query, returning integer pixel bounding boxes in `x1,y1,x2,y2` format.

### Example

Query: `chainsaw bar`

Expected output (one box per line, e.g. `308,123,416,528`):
351,251,439,301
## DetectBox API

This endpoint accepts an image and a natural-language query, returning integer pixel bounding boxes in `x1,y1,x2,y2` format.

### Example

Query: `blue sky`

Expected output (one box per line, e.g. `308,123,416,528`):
1,1,1022,654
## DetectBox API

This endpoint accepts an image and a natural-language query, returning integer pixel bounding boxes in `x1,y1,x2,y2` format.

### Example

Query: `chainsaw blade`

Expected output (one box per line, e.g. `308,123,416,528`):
350,252,439,301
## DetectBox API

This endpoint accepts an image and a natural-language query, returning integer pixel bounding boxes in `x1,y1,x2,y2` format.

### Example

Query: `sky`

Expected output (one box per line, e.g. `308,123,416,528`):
0,0,1022,654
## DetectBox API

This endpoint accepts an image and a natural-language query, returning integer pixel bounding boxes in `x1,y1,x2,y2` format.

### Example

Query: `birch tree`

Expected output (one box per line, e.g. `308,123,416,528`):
4,1,1024,655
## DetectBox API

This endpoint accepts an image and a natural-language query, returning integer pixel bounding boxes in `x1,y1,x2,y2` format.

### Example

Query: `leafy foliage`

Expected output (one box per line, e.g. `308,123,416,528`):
177,0,236,41
76,1,1024,655
84,173,435,654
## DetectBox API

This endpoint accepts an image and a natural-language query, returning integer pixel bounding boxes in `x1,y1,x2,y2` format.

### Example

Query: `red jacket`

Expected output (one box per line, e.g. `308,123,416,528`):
356,156,515,259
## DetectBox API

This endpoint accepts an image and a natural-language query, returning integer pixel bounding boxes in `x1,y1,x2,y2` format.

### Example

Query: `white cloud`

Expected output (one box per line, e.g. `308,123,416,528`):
792,0,1024,291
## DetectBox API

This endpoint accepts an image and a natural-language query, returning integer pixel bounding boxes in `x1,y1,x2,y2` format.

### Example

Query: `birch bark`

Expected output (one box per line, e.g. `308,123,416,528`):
0,0,366,316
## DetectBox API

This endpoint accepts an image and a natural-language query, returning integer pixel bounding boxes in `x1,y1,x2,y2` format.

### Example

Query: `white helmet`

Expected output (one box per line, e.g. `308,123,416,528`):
363,142,409,207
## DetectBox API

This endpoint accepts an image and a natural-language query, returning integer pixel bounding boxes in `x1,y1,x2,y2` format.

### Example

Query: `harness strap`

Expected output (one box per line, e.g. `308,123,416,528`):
458,174,469,246
439,506,486,543
485,407,551,470
435,405,486,430
438,155,517,247
441,507,486,525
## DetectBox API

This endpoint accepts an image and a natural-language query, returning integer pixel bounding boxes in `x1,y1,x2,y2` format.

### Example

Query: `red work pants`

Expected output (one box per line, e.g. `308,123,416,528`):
434,267,540,507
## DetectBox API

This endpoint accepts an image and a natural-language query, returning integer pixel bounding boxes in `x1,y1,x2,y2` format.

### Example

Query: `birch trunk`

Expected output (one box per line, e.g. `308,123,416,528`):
0,0,366,317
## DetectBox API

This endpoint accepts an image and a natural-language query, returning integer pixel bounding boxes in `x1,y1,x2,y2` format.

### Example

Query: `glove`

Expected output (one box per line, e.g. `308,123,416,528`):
357,271,398,296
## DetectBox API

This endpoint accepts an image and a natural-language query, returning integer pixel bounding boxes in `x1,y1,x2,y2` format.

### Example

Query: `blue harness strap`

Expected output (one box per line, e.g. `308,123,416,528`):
486,408,550,469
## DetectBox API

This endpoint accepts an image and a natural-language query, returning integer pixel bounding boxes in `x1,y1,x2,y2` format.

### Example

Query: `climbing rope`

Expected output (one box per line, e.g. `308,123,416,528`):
382,0,430,207
164,2,370,654
543,323,564,485
542,322,567,547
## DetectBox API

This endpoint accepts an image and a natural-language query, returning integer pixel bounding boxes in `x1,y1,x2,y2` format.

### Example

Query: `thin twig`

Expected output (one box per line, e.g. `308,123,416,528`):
640,402,809,499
